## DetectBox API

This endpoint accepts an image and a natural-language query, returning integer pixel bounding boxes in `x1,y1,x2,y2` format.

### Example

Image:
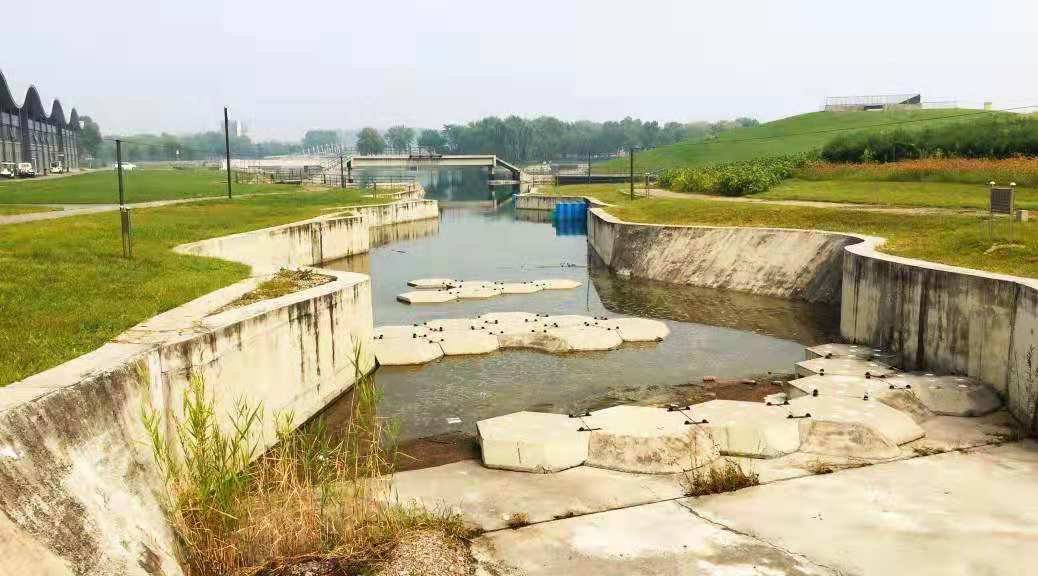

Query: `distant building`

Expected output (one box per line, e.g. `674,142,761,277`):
824,94,922,112
225,119,248,138
0,68,82,173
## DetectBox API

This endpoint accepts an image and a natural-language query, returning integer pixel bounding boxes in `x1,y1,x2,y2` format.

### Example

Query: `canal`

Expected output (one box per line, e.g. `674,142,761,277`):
322,167,839,445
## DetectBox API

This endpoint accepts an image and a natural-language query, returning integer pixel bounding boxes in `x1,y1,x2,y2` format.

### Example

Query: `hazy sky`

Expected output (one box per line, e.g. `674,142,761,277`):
4,0,1036,140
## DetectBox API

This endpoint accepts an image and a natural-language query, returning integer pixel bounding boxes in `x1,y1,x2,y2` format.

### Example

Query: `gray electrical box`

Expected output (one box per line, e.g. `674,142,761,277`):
990,186,1015,215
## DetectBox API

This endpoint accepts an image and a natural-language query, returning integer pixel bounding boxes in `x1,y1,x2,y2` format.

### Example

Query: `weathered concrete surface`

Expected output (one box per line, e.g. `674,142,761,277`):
584,406,720,473
479,312,540,324
397,289,459,304
884,372,1003,417
542,314,598,328
548,326,624,351
804,342,899,365
477,412,589,473
373,324,429,339
373,337,444,365
472,500,835,576
437,332,501,356
687,441,1038,576
693,400,801,458
390,459,685,532
497,331,573,354
498,281,543,294
407,278,458,289
588,208,855,304
0,511,76,575
599,317,670,342
842,235,1038,430
536,278,583,290
795,357,897,378
790,395,925,460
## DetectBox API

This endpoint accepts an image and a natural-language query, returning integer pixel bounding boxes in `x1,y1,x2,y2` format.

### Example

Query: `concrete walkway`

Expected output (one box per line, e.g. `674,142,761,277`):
647,188,984,216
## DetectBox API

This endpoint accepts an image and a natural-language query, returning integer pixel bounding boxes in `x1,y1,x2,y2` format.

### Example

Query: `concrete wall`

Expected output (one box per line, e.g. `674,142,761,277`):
0,198,439,576
587,207,854,304
515,193,608,212
842,238,1038,429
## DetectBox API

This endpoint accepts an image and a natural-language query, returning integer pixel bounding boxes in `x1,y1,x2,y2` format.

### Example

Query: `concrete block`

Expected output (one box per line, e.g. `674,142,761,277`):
599,318,670,342
548,326,624,351
795,357,898,378
805,343,899,366
789,395,925,460
373,325,430,339
583,406,720,473
436,332,500,356
786,374,894,400
396,290,459,304
407,278,459,289
424,318,481,332
477,411,589,473
884,372,1003,416
692,400,801,458
497,282,543,294
497,331,572,353
535,279,583,290
373,337,444,366
478,312,541,324
542,314,599,328
455,285,502,299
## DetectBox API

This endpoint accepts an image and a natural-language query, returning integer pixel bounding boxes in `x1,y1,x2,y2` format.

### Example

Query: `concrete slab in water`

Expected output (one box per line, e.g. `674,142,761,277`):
805,342,899,365
542,314,599,328
437,332,500,356
548,326,623,351
373,324,430,339
497,281,544,294
424,317,481,332
396,290,458,304
477,411,589,473
373,337,444,366
789,394,925,460
692,400,801,458
884,372,1003,416
795,356,898,378
454,285,502,299
472,500,835,576
407,278,459,289
599,317,670,342
583,405,720,473
535,278,583,290
478,311,541,324
786,374,896,400
497,331,572,353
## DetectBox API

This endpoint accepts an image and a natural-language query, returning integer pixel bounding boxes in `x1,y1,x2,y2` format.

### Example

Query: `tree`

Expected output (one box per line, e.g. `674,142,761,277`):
302,130,339,150
385,125,415,152
78,116,102,159
356,127,386,155
417,129,448,153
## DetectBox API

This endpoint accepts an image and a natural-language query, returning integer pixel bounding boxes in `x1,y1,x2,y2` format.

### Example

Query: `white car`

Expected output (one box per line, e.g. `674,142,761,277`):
16,162,36,177
0,163,14,179
111,162,137,171
50,161,65,174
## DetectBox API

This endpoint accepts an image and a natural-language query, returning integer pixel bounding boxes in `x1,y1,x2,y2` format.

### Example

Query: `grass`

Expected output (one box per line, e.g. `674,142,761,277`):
0,188,380,386
546,184,1038,278
0,205,57,215
798,157,1038,187
598,109,1001,172
141,363,470,575
0,167,293,204
505,513,530,529
756,179,1038,210
681,458,760,497
215,269,333,313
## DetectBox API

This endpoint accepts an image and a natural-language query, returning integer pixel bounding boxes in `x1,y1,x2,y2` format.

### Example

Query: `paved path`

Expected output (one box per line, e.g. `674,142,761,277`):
647,188,984,216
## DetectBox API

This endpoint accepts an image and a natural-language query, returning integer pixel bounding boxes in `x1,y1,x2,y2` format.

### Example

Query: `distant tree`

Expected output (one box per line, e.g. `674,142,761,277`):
356,127,386,155
385,125,415,152
418,129,448,153
302,129,339,150
78,116,102,159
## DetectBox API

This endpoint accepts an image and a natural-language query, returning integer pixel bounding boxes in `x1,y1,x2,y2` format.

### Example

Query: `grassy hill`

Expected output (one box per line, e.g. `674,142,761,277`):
601,109,1000,172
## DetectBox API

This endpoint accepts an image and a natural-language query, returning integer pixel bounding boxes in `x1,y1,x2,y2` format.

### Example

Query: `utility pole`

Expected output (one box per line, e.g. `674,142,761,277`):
587,148,591,187
339,153,345,189
116,139,131,258
629,146,635,200
223,106,232,199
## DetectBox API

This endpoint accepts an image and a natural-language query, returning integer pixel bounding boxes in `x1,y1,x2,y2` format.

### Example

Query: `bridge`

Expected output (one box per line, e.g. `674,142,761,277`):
346,154,522,181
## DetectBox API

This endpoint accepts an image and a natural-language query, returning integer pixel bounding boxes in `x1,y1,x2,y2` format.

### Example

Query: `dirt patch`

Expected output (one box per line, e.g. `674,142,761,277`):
214,268,332,313
394,432,481,473
584,373,792,411
374,529,475,576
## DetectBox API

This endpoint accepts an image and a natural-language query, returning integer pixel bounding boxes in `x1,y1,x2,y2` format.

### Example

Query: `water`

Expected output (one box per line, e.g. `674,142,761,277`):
322,168,839,441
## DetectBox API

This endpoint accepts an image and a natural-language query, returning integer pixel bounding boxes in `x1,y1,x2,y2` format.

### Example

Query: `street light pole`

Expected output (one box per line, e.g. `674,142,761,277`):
224,107,232,199
629,146,635,200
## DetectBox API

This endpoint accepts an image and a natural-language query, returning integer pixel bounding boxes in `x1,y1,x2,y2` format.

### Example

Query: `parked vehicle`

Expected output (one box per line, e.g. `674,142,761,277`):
50,161,65,174
16,162,36,177
0,163,14,179
111,162,137,171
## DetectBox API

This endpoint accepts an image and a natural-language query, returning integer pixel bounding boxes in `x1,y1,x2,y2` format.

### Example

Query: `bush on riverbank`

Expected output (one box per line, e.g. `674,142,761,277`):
657,153,814,196
821,114,1038,163
795,157,1038,187
140,359,472,575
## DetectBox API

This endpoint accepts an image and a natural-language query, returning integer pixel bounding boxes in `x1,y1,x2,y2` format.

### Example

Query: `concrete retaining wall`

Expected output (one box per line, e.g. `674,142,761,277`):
0,199,439,576
515,193,608,212
587,208,854,304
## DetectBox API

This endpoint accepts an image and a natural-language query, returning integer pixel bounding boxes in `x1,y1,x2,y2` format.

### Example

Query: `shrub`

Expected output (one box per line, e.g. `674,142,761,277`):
680,458,760,496
796,157,1038,187
658,153,814,196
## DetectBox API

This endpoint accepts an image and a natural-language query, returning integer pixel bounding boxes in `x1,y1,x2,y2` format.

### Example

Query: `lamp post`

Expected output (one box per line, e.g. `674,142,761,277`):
629,145,641,200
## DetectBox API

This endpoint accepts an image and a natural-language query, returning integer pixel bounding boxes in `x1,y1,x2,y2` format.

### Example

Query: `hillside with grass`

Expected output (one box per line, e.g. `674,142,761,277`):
602,109,1001,172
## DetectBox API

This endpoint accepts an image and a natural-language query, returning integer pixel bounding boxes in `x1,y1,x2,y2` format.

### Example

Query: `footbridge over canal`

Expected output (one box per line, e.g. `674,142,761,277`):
347,154,523,181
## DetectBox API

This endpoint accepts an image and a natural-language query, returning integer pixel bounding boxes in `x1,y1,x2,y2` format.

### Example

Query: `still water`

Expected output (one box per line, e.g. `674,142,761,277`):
323,168,838,441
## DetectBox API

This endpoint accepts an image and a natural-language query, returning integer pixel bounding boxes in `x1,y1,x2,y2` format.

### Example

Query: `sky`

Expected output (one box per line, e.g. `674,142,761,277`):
4,0,1037,141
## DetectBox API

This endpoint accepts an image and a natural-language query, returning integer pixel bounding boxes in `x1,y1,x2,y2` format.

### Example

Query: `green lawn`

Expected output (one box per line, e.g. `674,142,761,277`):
598,109,1001,172
0,205,57,215
0,189,379,386
0,168,292,204
549,184,1037,278
754,179,1038,210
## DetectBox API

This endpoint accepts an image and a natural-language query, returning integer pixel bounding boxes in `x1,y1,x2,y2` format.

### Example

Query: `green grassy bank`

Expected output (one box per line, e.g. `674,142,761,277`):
755,179,1038,210
0,189,378,386
550,184,1036,278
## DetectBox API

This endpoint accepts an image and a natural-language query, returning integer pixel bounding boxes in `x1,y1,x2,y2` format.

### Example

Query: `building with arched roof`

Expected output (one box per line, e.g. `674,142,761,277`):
0,68,82,174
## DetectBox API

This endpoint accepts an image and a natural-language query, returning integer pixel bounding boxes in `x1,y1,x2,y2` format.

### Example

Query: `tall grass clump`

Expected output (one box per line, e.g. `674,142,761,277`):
658,153,814,196
139,353,468,575
796,157,1038,187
